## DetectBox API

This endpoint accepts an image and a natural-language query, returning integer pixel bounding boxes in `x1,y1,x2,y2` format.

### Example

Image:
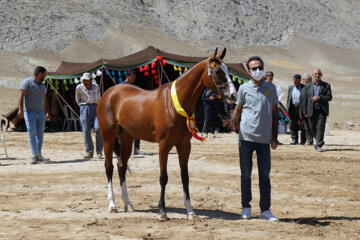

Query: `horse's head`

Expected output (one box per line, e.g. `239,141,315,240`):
204,48,237,104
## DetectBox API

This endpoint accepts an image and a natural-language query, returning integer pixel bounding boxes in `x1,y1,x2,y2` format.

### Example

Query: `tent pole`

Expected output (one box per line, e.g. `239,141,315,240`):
100,66,104,95
158,62,161,86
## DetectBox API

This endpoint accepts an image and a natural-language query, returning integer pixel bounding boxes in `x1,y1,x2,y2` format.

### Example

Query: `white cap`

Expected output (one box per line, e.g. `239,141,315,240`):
80,72,92,82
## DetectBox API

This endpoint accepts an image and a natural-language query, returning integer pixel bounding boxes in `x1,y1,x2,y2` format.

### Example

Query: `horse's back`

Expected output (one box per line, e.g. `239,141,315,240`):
98,84,173,142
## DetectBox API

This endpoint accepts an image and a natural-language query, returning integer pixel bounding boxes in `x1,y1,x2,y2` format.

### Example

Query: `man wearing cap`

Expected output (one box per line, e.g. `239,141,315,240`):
76,72,103,159
265,71,274,83
18,66,51,164
302,69,332,152
287,74,305,145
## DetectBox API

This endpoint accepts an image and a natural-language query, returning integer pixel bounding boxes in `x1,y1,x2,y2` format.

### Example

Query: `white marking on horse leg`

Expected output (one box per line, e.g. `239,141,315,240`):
121,181,134,212
108,180,117,212
183,191,197,219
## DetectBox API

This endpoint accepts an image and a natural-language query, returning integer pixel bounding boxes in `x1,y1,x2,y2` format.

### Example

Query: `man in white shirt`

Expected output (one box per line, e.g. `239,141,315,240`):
286,74,305,145
75,72,103,159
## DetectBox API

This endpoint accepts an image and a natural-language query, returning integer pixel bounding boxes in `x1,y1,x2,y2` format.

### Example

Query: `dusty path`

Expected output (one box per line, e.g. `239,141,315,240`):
0,130,359,239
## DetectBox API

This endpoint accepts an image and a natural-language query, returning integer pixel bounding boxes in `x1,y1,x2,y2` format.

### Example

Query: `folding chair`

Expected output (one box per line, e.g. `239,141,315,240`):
62,105,81,131
0,117,9,160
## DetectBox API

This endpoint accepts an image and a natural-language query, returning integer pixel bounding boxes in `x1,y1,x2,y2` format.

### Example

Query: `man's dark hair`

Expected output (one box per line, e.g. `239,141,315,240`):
126,69,137,75
34,66,47,76
246,56,264,70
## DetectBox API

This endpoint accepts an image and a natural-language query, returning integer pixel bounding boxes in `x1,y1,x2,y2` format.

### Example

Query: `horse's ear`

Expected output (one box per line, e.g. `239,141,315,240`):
210,47,218,60
218,48,226,60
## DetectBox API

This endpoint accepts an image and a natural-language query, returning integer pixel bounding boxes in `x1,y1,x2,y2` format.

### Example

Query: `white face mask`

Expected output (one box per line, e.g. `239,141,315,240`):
251,69,264,81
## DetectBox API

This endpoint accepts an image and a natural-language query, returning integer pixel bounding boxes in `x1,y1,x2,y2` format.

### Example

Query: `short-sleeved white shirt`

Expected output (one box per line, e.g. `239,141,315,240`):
236,80,278,144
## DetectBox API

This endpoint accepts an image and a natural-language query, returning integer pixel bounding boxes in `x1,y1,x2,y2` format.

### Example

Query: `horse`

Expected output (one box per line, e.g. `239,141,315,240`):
97,48,235,221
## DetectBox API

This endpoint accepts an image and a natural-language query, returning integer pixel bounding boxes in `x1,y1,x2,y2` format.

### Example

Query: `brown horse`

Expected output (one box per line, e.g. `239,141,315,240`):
97,48,235,221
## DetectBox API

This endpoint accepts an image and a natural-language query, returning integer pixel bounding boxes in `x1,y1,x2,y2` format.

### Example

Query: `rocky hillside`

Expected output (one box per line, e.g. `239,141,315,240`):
1,0,359,53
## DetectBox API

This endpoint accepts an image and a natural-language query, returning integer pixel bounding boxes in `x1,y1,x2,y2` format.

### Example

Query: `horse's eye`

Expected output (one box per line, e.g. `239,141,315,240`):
214,68,222,74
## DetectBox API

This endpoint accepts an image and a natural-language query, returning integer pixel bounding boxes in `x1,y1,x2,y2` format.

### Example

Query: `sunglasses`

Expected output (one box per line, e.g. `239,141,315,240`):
251,66,264,71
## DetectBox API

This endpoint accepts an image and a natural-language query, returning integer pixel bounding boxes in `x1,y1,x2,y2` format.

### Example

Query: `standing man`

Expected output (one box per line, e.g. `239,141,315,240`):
232,56,279,221
202,88,220,138
76,72,103,159
265,71,274,83
286,74,305,145
300,74,313,145
302,69,332,152
18,66,51,164
119,69,145,155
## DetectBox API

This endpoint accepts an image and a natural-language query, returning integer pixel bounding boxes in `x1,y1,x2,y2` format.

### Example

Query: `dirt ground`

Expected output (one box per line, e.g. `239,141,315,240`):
0,129,359,240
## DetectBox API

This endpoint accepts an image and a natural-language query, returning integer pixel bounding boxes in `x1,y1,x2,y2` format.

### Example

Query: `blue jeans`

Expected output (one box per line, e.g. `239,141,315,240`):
239,140,271,212
24,111,46,156
80,104,103,154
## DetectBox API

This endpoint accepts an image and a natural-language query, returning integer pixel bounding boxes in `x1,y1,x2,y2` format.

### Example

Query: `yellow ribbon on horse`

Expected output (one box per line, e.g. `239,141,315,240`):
171,80,205,141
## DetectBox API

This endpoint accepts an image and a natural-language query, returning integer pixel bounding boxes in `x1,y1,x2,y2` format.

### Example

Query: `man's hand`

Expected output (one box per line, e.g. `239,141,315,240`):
17,109,24,119
312,96,319,102
231,105,242,131
209,96,215,100
46,112,51,122
270,139,279,150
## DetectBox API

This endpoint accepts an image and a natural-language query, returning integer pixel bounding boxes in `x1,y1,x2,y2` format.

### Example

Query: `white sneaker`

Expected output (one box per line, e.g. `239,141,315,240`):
211,134,216,138
240,208,251,219
203,133,208,138
97,152,104,159
259,210,278,221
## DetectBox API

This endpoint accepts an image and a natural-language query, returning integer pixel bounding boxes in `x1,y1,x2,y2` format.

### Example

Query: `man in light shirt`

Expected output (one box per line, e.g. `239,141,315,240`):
76,72,103,159
232,56,279,221
286,74,305,145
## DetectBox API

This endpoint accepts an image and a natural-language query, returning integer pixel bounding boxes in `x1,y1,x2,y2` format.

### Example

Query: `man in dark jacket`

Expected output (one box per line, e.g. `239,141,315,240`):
302,69,332,152
286,74,305,145
202,88,220,138
300,74,313,145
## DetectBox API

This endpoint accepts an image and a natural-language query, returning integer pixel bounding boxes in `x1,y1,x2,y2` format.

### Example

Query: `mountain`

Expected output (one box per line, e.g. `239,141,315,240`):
0,0,359,124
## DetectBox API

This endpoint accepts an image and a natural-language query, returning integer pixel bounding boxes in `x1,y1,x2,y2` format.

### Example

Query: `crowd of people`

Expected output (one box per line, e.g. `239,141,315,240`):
16,59,332,222
286,70,332,152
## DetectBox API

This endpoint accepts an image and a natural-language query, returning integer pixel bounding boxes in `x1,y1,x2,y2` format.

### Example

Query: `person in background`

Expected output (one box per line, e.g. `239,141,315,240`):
120,69,145,155
265,71,284,145
265,71,274,83
300,74,313,145
76,72,103,159
302,69,332,152
286,74,305,145
232,56,279,221
18,66,51,164
202,88,220,138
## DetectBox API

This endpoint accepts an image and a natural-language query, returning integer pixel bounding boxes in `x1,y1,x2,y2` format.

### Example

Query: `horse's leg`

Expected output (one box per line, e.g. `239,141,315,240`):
158,140,172,221
176,141,198,220
103,127,118,212
117,131,135,212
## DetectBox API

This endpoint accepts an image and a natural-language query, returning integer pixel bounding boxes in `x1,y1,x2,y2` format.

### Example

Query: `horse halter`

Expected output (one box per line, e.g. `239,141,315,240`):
207,60,232,97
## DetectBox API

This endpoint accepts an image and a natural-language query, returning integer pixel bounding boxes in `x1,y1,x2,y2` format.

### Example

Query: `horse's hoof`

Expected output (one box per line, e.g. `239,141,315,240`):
157,213,169,222
124,204,135,212
187,212,200,220
109,207,118,213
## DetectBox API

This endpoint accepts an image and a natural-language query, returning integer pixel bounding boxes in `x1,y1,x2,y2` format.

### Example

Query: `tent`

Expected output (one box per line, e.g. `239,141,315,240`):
11,46,252,131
